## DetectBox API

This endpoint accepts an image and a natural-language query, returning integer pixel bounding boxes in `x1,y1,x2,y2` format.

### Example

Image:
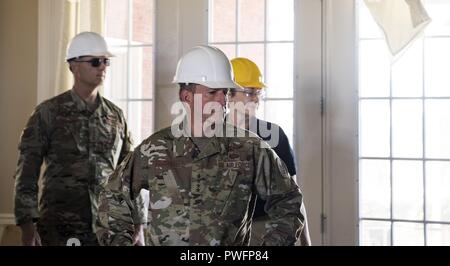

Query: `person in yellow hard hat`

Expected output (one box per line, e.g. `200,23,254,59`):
227,57,311,246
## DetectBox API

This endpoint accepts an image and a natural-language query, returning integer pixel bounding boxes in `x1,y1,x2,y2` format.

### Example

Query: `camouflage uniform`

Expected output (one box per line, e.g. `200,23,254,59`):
96,123,304,246
14,89,137,246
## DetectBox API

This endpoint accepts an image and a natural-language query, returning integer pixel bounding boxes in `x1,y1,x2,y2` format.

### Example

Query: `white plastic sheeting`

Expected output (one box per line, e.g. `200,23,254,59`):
363,0,431,56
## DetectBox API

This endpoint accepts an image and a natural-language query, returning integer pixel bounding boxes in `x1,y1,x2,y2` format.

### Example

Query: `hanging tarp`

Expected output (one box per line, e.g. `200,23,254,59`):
363,0,431,56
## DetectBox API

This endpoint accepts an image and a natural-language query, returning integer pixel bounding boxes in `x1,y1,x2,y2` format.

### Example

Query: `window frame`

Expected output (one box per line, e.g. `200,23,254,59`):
207,0,296,143
103,0,156,146
357,0,450,246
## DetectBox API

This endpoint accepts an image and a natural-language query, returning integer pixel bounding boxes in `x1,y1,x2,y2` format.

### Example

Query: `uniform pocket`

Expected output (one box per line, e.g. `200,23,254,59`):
51,116,81,154
147,169,189,244
95,115,123,153
214,169,252,220
209,168,237,216
148,167,186,218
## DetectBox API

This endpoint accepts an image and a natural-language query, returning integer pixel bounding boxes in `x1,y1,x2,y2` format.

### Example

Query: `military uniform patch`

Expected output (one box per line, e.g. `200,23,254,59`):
219,160,251,171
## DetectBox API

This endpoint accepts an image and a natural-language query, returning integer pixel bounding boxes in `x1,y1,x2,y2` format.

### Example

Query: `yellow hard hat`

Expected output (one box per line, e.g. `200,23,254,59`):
231,57,266,89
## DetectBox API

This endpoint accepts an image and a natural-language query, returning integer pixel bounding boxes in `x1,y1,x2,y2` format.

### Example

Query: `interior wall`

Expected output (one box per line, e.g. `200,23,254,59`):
295,0,324,246
0,0,38,215
323,0,358,245
154,0,208,130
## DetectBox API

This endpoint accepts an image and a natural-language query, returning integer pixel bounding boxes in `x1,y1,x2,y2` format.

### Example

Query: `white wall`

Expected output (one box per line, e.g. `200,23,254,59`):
295,0,325,246
322,0,358,245
154,0,208,130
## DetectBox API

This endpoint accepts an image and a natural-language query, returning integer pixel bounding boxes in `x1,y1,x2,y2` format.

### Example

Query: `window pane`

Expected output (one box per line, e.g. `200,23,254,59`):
393,222,424,246
105,47,128,100
392,100,423,158
237,44,265,77
427,224,450,246
392,40,423,97
210,0,236,42
424,38,450,97
425,100,450,159
360,220,391,246
359,40,391,97
360,159,391,219
359,100,390,157
426,161,450,222
266,0,294,41
266,43,293,98
132,0,153,44
105,0,128,41
424,0,450,37
129,101,153,146
358,1,383,39
130,47,153,99
238,0,264,42
264,100,293,144
392,160,423,220
212,44,236,60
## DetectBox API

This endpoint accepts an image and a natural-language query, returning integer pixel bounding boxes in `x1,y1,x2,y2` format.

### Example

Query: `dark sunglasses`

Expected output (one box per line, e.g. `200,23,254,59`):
72,58,110,67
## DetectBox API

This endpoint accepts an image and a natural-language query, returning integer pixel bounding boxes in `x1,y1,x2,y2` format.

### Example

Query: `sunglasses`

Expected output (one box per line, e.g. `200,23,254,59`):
231,88,263,98
72,58,110,67
243,91,262,98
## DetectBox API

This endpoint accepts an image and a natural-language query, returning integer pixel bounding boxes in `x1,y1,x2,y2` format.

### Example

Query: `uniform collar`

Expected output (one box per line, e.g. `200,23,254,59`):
191,136,222,161
172,116,227,160
70,89,106,116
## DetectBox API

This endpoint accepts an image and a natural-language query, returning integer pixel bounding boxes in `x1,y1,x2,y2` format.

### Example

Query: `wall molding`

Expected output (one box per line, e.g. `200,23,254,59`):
0,214,15,225
0,214,15,244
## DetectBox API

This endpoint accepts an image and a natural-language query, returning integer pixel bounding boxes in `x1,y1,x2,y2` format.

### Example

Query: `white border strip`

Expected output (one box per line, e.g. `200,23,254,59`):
0,214,15,244
0,214,15,225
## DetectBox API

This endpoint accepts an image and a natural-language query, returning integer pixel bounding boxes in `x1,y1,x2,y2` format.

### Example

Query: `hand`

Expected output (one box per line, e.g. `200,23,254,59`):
20,222,41,246
132,224,145,246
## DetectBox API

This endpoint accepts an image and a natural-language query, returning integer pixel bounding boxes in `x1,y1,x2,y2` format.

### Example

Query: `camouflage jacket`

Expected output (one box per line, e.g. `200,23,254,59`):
96,123,304,246
14,89,135,229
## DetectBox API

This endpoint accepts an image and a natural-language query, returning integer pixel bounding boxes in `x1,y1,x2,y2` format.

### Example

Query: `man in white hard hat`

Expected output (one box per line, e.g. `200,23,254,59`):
13,32,143,246
96,45,305,246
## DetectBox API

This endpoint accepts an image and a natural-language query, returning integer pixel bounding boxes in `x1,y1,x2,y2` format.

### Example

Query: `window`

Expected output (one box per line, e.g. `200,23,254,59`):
358,0,450,246
104,0,155,146
208,0,295,143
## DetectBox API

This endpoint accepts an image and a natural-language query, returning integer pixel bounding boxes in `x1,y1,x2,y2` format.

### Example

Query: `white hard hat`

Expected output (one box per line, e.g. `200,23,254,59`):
173,45,241,89
66,31,114,61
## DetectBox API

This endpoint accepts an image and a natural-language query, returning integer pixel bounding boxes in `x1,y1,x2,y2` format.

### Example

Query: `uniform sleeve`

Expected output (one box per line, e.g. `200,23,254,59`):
95,151,147,246
254,146,305,246
114,109,148,228
118,110,133,165
277,126,297,176
14,105,49,225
